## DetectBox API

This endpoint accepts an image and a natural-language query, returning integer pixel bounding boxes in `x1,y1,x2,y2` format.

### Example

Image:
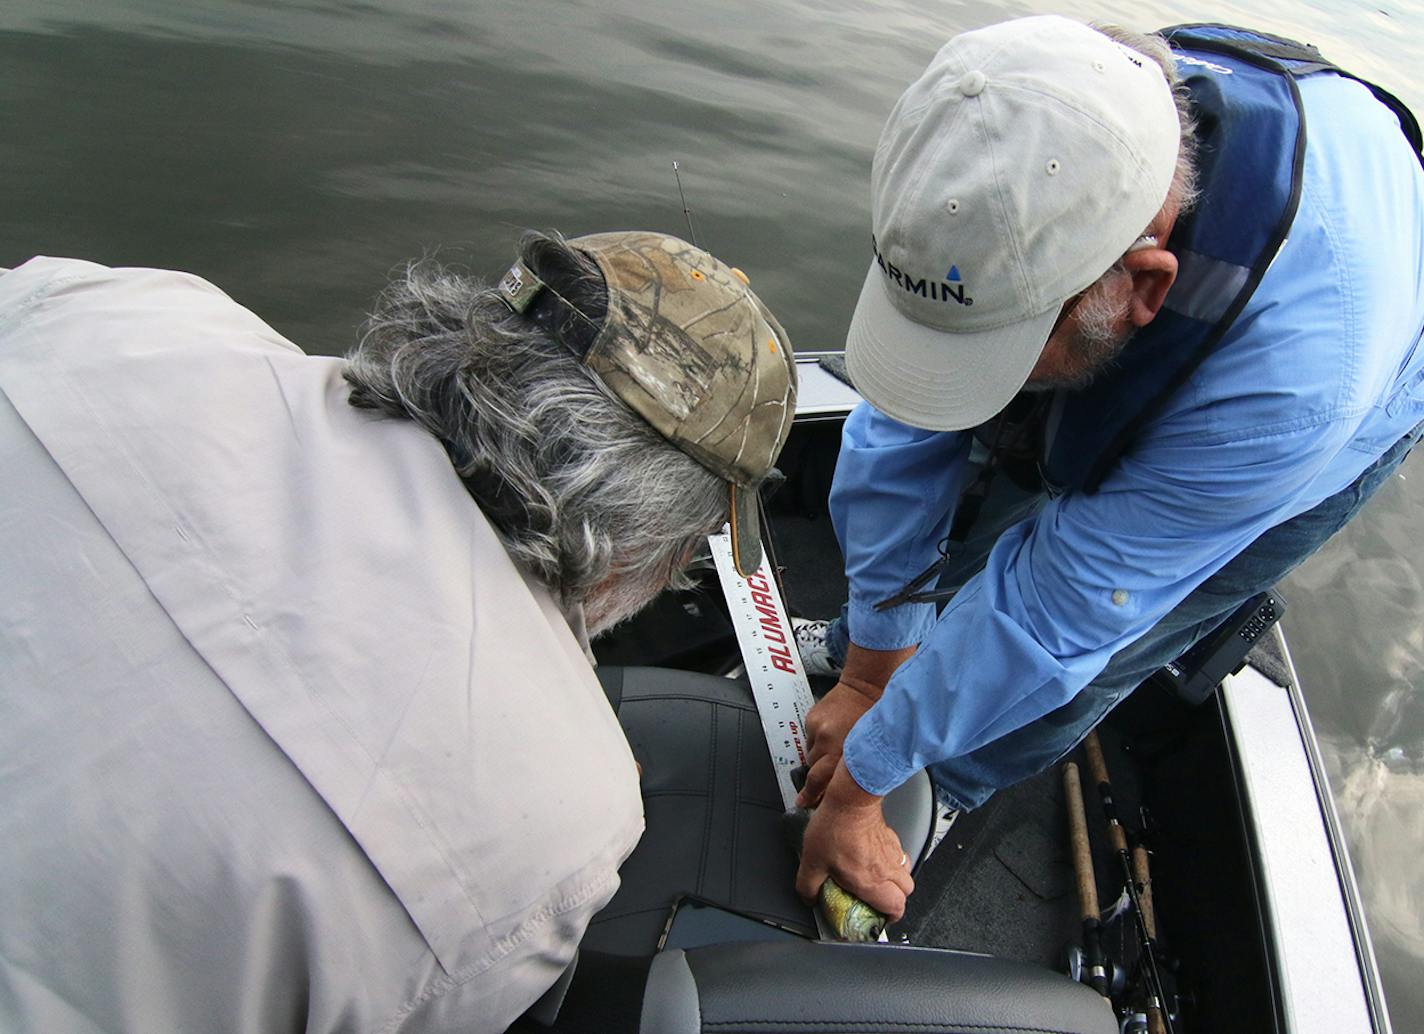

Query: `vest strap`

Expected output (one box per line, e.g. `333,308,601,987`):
1164,250,1254,324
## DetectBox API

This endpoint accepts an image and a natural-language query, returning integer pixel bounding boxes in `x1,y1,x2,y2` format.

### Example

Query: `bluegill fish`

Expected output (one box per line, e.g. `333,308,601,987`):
782,807,887,942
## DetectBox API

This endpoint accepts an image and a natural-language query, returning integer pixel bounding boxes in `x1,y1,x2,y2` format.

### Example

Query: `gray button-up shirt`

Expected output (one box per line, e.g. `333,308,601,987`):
0,258,643,1033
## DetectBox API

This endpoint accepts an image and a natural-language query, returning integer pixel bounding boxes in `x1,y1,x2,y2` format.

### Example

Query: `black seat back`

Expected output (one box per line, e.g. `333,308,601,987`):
585,666,934,954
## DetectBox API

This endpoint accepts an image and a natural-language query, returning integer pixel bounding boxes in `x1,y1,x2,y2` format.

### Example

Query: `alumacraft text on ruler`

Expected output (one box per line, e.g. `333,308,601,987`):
707,530,817,810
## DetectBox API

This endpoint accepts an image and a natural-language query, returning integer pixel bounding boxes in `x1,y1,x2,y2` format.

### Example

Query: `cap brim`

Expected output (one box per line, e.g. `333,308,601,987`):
844,261,1059,431
727,482,763,578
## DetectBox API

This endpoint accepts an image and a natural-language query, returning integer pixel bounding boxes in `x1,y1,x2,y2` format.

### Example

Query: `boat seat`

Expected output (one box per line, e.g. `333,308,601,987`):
521,666,1115,1034
583,666,935,955
641,940,1118,1034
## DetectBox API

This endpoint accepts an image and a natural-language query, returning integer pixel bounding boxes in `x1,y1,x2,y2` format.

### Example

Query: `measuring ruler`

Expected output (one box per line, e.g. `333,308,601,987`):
708,529,890,943
706,529,816,809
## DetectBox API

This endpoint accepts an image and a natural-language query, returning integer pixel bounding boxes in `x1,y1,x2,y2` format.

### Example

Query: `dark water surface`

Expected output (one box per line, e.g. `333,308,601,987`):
4,0,1421,1027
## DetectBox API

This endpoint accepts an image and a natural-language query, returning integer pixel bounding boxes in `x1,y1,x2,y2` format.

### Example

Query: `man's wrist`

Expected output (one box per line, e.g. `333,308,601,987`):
841,642,916,696
824,757,883,811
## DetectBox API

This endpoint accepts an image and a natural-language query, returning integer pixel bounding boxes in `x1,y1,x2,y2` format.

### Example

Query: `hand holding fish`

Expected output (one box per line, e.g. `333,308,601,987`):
793,759,913,922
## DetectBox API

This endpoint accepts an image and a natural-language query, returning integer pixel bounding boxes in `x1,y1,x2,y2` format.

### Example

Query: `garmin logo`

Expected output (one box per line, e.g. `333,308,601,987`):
872,235,973,306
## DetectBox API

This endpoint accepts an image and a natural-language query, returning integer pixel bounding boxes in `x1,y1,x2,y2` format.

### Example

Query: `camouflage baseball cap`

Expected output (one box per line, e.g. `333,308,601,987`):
498,231,796,577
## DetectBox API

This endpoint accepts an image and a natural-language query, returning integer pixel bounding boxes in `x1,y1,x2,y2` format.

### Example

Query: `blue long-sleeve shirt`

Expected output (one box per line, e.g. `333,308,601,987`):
835,72,1424,797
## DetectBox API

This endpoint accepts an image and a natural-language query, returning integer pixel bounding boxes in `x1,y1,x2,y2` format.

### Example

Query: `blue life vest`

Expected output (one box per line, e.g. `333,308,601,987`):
1035,24,1424,495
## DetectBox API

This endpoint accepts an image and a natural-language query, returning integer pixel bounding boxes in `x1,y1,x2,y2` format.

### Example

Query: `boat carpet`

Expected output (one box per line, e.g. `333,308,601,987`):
896,763,1078,964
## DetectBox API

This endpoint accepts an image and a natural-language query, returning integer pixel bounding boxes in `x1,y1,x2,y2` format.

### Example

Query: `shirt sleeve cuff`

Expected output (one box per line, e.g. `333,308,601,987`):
845,595,938,652
843,709,919,797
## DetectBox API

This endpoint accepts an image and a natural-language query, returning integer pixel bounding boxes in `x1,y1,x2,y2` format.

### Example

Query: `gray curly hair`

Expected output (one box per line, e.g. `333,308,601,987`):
344,232,728,633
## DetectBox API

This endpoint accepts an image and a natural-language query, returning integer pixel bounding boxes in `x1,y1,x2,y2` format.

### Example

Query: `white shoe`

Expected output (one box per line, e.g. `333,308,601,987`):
927,806,960,856
792,617,843,678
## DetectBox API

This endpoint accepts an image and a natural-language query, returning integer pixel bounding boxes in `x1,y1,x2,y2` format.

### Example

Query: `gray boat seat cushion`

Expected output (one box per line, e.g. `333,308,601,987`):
583,666,934,954
641,941,1118,1034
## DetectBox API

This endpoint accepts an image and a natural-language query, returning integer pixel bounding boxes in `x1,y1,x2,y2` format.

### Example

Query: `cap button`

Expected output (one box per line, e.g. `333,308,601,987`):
959,70,986,97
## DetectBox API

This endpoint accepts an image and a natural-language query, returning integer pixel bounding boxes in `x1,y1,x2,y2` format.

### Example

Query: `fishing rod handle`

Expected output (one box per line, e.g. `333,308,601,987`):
1083,730,1112,787
1133,843,1159,941
1063,762,1101,920
1082,732,1130,853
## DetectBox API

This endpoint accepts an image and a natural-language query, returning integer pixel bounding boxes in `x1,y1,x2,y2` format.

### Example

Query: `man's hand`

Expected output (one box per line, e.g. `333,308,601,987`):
797,681,876,807
794,760,913,921
796,641,916,808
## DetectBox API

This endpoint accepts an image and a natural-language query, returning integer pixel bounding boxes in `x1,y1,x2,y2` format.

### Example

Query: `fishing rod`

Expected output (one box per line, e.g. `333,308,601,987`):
1063,761,1111,998
1082,731,1174,1034
671,160,700,247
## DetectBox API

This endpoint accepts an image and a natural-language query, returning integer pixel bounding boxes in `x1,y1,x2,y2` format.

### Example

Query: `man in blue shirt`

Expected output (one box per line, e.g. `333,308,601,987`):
792,17,1424,921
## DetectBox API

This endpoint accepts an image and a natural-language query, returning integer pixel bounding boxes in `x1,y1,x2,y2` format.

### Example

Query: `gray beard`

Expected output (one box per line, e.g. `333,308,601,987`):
1024,322,1136,393
1025,270,1138,393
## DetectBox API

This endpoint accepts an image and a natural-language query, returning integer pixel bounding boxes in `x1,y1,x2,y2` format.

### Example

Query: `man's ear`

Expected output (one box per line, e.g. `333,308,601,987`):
1122,246,1178,327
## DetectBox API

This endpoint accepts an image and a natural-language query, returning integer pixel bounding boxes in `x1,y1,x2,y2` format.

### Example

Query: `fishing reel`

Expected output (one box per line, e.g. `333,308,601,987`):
1065,943,1129,996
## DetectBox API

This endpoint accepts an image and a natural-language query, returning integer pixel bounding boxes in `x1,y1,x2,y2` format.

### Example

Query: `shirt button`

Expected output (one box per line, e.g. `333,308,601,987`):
1112,589,1130,607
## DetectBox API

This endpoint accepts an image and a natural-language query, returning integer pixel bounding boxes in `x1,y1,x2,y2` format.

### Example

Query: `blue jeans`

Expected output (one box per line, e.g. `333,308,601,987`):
825,421,1424,810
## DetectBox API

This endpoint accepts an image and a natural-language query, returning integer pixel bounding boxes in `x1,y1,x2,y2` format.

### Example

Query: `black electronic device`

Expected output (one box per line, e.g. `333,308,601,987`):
1155,590,1286,705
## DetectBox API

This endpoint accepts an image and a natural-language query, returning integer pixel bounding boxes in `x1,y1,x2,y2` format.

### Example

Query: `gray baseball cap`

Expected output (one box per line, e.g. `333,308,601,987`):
846,16,1180,431
499,231,796,577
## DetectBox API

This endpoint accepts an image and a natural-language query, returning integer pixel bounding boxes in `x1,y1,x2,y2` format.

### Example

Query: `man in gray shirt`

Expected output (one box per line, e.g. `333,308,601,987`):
0,232,794,1032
